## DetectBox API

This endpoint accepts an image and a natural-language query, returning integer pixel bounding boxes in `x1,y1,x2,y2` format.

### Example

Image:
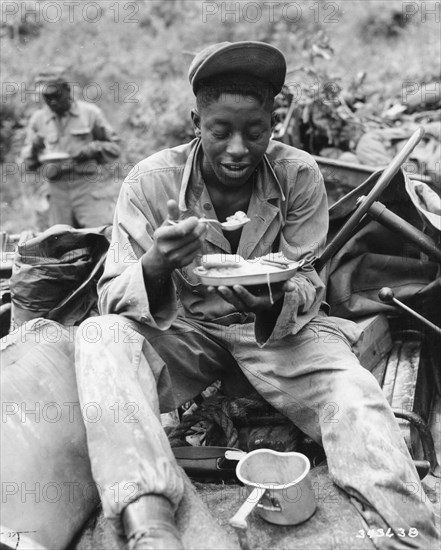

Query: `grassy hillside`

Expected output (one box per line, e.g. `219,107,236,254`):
1,0,439,232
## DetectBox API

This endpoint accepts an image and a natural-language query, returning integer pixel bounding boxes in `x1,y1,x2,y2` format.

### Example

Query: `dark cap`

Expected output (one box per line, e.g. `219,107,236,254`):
188,41,286,95
35,66,69,86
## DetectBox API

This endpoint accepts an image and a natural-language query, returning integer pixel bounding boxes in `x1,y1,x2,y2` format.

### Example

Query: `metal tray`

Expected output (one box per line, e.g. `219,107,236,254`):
39,151,71,162
194,254,302,286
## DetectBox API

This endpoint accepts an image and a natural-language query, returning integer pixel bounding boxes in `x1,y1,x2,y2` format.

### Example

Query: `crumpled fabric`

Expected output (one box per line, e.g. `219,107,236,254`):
355,121,441,184
326,177,441,327
10,224,110,326
405,178,441,231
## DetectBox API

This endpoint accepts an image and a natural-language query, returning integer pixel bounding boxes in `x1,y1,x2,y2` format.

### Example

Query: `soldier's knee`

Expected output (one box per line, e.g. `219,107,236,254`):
76,314,132,347
339,365,387,412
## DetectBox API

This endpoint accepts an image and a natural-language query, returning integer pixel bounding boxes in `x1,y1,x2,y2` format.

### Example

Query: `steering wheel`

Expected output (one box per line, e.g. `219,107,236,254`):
315,127,425,272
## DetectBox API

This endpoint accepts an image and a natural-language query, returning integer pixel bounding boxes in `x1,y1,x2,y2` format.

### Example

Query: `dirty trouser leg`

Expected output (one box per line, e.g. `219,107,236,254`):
75,315,184,531
74,314,237,532
2,320,99,549
207,316,439,550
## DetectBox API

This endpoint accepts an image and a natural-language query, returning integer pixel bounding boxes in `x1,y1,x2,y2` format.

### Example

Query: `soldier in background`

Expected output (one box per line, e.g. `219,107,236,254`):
21,67,121,228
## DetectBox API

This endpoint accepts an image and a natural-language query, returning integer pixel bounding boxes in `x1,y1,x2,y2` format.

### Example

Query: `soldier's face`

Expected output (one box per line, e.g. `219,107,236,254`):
194,93,272,189
42,84,72,115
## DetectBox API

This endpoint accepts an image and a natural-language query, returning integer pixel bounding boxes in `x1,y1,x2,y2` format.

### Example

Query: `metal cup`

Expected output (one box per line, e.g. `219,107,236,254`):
230,449,316,549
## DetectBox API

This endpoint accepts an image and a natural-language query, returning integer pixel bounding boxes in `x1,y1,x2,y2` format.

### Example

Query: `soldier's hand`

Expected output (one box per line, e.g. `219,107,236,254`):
142,200,207,277
72,141,102,162
72,143,99,161
208,279,297,314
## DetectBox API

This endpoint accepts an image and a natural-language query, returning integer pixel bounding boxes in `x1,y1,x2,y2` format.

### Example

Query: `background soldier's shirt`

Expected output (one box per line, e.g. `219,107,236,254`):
21,99,120,179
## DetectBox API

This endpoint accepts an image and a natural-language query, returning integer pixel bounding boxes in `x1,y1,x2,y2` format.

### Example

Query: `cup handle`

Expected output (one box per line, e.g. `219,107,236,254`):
229,487,266,530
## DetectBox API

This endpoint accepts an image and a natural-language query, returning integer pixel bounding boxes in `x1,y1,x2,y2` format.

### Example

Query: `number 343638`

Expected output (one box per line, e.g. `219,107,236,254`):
356,528,419,539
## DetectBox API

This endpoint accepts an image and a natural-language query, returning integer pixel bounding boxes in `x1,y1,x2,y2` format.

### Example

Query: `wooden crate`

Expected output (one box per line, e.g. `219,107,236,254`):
354,314,393,374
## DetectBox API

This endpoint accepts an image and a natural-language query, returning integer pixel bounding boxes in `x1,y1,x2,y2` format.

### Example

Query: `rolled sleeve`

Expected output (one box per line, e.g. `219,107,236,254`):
99,260,177,330
97,172,177,329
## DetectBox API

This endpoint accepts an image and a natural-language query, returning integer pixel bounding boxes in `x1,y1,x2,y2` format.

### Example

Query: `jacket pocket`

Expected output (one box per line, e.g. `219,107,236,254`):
308,314,362,347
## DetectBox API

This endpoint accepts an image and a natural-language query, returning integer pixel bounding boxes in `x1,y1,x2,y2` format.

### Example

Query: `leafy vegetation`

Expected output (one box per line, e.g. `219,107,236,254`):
1,0,439,232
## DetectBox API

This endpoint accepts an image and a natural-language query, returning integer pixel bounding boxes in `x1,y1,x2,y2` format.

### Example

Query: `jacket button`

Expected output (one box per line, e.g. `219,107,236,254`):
203,203,212,210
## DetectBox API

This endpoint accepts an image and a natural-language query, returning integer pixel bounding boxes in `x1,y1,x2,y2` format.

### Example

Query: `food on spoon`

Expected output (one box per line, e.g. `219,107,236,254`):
222,211,250,227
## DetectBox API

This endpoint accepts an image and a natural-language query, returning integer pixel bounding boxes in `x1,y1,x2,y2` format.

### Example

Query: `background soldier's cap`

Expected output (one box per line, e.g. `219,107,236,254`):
188,41,286,95
35,66,69,86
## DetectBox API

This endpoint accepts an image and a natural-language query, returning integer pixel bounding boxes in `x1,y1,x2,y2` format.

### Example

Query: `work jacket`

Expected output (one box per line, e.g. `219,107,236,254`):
98,139,328,346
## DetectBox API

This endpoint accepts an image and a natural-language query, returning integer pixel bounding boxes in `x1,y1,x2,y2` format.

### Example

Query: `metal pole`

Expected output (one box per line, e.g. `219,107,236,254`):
378,287,441,336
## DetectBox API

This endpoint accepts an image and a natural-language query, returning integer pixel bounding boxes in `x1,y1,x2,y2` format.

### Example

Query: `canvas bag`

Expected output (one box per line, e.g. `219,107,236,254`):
325,169,441,327
9,224,109,327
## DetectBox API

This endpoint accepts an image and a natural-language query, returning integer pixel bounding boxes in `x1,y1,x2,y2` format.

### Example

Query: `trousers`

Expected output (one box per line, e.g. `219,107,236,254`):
75,313,439,549
49,175,116,228
1,319,240,549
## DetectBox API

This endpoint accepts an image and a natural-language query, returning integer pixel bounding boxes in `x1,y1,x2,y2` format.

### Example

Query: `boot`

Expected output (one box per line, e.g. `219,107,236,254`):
122,494,184,550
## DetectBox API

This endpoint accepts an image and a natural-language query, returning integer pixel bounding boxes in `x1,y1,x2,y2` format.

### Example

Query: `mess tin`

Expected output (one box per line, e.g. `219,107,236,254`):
230,449,316,548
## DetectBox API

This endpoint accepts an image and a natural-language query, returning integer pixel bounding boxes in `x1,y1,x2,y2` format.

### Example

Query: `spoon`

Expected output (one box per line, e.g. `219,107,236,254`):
168,217,250,232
